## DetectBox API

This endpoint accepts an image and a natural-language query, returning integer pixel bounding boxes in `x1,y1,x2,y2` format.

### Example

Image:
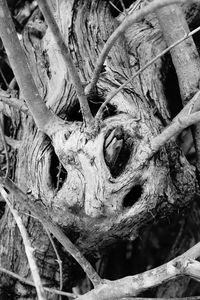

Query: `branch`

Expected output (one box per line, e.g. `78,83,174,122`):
0,177,102,287
86,0,187,94
75,242,200,300
0,266,77,298
0,0,59,133
95,25,200,121
109,2,124,15
0,188,46,300
156,4,200,104
155,2,200,185
119,0,128,16
146,91,200,160
36,0,93,127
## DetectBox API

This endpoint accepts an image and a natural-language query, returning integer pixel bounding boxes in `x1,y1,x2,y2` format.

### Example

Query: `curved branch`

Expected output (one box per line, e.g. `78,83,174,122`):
36,0,93,127
76,242,200,300
0,0,59,133
86,0,187,94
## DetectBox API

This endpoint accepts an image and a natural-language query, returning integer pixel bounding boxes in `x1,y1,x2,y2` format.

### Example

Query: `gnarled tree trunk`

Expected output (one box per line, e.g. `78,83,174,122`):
1,0,200,298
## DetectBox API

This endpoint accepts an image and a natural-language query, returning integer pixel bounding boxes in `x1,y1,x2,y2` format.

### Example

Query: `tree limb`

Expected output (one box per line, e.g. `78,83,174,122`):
0,0,59,133
36,0,94,127
147,91,200,160
155,3,200,185
75,242,200,300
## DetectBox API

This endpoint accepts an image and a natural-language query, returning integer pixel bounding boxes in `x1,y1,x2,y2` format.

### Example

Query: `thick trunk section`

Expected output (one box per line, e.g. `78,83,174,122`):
1,0,200,298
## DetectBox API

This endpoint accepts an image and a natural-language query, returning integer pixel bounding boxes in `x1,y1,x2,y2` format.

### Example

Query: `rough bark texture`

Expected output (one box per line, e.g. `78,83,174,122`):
1,0,200,298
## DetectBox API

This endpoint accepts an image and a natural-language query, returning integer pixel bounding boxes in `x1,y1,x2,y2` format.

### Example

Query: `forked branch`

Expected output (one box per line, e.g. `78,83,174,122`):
36,0,93,127
75,242,200,300
0,0,59,134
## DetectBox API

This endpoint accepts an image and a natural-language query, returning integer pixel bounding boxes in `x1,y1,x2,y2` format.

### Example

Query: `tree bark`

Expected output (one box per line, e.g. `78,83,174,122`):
1,0,200,298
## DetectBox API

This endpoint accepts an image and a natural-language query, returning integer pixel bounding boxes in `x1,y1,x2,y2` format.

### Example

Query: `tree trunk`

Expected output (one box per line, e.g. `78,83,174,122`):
1,0,200,298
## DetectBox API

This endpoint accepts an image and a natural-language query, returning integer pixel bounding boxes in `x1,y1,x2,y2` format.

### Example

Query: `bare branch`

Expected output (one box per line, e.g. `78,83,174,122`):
86,0,186,94
36,0,93,127
109,1,124,15
0,188,46,300
0,266,77,298
0,177,102,287
156,3,200,184
95,25,200,121
75,242,200,300
119,0,128,15
0,0,59,133
156,4,200,104
148,92,200,160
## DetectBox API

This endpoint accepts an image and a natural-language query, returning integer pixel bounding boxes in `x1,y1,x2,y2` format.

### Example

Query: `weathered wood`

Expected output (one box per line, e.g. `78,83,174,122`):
0,0,200,298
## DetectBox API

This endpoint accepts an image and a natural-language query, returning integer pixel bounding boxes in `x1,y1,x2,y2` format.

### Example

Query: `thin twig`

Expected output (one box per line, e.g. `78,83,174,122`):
0,177,102,287
95,25,200,121
36,0,93,127
0,0,57,133
0,188,46,300
0,68,9,89
86,0,185,94
0,118,9,178
45,229,63,298
109,1,124,15
119,0,128,15
0,266,77,298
